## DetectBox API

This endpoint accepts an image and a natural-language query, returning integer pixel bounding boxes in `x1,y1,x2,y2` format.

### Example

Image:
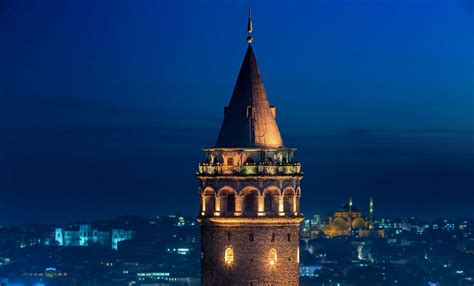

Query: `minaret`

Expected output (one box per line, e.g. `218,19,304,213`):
369,196,374,230
349,196,353,213
197,9,303,286
348,196,353,232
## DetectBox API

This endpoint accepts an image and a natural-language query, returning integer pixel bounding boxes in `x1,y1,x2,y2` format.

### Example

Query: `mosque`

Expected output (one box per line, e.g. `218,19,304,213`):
323,196,384,238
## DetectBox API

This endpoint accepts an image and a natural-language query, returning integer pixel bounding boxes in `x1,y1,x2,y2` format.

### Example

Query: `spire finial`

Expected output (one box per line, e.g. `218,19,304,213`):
247,6,253,44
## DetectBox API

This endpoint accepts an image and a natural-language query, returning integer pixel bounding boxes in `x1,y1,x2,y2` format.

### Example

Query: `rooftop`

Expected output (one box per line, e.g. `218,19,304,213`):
214,45,283,149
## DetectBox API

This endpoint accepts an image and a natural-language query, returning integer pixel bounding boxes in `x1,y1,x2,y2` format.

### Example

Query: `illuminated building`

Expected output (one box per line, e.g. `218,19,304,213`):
112,229,135,250
301,215,324,239
197,9,303,285
55,224,134,250
323,197,384,238
299,265,322,277
136,270,199,285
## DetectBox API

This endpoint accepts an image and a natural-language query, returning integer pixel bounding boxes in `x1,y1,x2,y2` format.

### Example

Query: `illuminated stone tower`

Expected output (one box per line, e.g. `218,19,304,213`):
197,10,303,286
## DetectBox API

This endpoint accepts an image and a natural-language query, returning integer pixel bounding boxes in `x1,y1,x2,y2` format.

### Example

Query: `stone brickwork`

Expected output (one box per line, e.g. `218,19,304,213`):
200,218,301,286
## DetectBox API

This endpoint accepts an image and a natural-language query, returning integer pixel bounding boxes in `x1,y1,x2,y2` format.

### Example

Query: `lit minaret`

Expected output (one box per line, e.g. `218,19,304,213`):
348,196,353,231
369,196,374,230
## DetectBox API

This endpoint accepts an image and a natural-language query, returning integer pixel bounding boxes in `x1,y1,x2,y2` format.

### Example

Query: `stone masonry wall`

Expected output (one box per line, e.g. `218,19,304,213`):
201,221,300,286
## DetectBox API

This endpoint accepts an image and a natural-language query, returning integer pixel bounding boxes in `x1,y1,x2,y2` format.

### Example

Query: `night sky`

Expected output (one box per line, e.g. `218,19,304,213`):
1,0,473,225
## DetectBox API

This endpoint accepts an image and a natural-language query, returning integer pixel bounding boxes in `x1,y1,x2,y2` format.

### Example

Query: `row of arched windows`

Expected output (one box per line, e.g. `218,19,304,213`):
201,188,299,216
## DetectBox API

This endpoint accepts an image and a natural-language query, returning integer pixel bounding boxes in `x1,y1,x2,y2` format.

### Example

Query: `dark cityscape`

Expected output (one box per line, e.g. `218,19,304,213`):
1,0,473,285
0,211,473,285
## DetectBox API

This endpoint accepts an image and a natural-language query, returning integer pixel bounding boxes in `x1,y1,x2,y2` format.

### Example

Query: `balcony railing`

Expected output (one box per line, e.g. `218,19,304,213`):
197,163,302,176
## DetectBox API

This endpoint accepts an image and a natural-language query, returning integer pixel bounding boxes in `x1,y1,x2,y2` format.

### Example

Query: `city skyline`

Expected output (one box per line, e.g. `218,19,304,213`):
1,0,473,225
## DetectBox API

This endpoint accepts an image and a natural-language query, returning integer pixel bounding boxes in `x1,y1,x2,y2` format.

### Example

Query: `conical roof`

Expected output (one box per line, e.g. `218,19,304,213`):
215,45,283,148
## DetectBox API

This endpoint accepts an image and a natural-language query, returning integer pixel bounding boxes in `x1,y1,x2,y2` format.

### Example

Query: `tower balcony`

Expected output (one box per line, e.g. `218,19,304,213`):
197,162,302,176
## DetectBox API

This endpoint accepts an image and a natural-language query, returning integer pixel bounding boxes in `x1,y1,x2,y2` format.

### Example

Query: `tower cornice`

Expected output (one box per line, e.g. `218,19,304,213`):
197,216,304,226
203,147,297,152
197,174,303,180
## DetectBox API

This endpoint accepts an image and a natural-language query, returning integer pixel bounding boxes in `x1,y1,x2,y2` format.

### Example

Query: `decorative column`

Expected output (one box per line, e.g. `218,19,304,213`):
214,195,221,216
235,195,243,216
258,195,265,216
292,194,297,215
296,196,301,215
278,195,284,216
201,195,206,215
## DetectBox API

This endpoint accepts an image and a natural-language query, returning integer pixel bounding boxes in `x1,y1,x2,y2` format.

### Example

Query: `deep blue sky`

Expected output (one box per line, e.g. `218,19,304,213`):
1,0,473,225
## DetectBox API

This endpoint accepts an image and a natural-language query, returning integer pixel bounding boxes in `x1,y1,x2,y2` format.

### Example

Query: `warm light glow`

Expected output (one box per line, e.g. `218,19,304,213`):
268,248,277,266
258,196,264,214
207,216,303,224
297,246,300,263
278,196,284,215
225,247,234,265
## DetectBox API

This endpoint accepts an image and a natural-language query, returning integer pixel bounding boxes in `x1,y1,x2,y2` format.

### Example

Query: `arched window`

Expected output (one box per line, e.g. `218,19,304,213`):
245,194,256,213
225,247,234,265
268,248,277,265
227,157,234,166
204,193,215,216
227,194,235,212
219,189,236,215
263,189,279,214
283,189,294,214
264,194,273,213
246,106,253,118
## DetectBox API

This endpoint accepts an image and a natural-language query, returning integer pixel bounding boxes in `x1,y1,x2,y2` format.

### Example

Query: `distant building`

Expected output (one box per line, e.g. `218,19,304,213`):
112,229,135,250
136,270,199,286
55,224,134,250
323,196,384,238
299,264,322,277
301,215,325,239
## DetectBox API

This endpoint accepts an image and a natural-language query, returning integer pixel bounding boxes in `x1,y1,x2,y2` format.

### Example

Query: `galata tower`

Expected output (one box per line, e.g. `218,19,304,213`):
197,9,304,286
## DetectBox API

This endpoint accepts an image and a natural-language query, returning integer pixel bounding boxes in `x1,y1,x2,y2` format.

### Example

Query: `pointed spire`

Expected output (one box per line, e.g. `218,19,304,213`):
215,45,283,148
247,6,253,44
215,9,282,148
